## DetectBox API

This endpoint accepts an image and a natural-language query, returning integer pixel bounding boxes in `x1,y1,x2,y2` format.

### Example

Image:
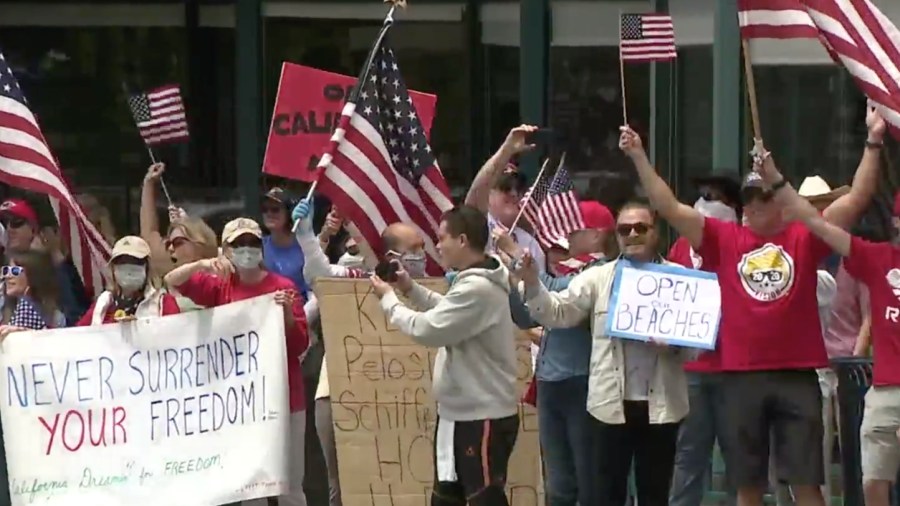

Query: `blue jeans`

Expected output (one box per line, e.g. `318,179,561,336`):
537,376,597,506
669,372,735,506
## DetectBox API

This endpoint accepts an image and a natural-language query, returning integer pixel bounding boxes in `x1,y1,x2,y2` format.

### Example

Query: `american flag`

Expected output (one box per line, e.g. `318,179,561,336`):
520,165,584,251
620,13,678,62
0,51,110,295
738,0,818,39
126,84,190,146
313,37,453,275
801,0,900,139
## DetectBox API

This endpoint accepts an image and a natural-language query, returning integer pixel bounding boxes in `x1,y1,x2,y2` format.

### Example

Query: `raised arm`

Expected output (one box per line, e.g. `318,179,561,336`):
292,198,366,283
620,126,705,249
756,140,851,257
517,254,595,329
823,108,886,230
140,163,176,275
465,125,537,212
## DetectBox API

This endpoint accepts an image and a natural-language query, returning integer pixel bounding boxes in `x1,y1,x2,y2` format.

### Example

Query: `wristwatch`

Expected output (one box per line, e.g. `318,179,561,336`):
771,178,789,192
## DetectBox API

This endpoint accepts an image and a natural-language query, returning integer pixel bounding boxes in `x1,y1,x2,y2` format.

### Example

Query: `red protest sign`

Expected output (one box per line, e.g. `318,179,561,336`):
262,63,437,183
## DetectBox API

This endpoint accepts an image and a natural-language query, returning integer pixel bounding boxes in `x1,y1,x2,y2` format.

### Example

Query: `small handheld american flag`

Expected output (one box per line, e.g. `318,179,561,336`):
126,84,190,147
620,13,678,63
520,164,585,251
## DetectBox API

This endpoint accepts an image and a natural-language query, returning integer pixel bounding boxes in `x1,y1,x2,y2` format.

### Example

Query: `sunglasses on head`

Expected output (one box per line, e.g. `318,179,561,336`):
1,266,24,277
616,223,652,236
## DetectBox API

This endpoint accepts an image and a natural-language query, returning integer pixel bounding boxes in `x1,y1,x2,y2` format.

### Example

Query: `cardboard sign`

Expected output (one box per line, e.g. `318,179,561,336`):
263,63,438,183
0,295,290,506
316,279,543,506
605,259,721,350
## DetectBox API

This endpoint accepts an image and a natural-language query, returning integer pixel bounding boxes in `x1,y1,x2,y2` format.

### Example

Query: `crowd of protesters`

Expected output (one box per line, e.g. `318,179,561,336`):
0,108,897,506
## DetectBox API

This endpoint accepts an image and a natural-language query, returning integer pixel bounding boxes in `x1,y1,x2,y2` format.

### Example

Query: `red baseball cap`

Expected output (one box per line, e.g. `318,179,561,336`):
0,199,38,226
579,201,614,232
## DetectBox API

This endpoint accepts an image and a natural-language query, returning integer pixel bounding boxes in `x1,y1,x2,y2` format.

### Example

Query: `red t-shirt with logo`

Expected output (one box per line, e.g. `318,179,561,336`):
844,237,900,386
667,236,722,373
698,218,830,370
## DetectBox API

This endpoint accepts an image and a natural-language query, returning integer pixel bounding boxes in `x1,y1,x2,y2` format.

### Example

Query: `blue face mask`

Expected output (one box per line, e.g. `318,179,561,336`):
444,271,458,285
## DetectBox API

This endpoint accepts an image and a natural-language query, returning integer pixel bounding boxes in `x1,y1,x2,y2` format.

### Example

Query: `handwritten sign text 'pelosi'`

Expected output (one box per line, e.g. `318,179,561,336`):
606,260,721,350
0,295,290,506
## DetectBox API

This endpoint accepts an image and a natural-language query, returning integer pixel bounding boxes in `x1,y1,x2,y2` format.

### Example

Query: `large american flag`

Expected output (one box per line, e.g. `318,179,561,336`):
738,0,818,39
521,165,584,250
313,37,453,275
620,13,678,62
126,84,190,146
801,0,900,139
0,51,111,294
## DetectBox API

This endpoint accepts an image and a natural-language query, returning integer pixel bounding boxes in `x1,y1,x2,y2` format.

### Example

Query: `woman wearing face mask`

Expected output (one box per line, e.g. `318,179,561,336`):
164,217,310,506
0,250,65,338
77,236,180,326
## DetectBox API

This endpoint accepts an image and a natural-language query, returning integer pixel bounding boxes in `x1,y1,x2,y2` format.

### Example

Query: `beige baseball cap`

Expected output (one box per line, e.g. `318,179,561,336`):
110,235,151,262
221,217,263,244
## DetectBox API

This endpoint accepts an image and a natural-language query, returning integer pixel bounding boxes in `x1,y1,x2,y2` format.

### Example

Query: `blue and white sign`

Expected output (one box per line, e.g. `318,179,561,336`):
605,259,721,350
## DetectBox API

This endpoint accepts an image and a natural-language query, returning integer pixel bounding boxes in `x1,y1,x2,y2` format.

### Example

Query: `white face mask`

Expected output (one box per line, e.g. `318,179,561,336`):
694,197,738,223
114,264,147,292
400,253,427,278
337,253,365,270
231,247,263,270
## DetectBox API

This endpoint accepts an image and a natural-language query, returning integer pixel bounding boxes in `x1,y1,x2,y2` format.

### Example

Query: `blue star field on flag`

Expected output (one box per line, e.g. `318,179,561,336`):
353,39,435,186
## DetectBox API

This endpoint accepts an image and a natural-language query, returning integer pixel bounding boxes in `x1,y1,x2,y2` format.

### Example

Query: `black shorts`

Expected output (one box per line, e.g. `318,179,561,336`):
719,369,824,488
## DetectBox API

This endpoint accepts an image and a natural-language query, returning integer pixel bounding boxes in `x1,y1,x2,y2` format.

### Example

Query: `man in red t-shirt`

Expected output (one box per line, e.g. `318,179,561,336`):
620,106,885,506
667,186,739,506
761,155,898,506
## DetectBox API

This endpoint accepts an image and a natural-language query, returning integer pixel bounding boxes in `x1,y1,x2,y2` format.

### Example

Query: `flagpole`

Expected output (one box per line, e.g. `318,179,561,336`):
741,38,762,140
619,12,628,125
509,153,566,232
145,146,173,206
293,0,402,233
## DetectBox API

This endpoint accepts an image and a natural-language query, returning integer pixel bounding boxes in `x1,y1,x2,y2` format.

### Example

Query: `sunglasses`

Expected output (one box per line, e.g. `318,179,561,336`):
165,236,192,249
230,238,262,248
1,217,28,229
741,187,773,204
261,205,283,215
1,266,24,277
616,223,653,236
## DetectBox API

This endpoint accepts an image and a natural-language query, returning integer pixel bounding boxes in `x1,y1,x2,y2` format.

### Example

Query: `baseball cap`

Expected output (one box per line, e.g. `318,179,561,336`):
110,236,151,262
0,199,38,226
264,187,300,209
579,201,615,232
221,217,263,244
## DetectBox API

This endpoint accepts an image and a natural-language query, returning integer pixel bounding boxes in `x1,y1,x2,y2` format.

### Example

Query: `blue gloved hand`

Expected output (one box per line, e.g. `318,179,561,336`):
292,198,314,233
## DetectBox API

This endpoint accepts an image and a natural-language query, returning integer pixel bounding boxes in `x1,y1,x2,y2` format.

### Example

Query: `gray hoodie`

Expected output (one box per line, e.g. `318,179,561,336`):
379,256,519,421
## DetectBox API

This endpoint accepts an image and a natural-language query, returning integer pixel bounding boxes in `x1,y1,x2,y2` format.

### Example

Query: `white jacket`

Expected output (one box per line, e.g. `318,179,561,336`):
524,258,691,425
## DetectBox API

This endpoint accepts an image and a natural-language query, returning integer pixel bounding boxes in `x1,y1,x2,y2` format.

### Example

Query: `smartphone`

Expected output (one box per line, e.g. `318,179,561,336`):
526,128,559,147
375,260,400,283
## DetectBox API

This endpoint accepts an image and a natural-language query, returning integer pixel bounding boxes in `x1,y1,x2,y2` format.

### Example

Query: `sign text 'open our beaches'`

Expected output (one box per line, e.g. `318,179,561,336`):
606,259,722,350
0,295,290,506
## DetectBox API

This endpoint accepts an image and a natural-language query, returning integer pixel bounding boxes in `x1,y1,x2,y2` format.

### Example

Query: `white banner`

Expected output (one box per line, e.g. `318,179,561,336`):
0,294,290,506
605,259,722,350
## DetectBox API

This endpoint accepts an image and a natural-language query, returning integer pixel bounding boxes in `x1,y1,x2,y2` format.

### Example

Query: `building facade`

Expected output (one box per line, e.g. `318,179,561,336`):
0,0,894,234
